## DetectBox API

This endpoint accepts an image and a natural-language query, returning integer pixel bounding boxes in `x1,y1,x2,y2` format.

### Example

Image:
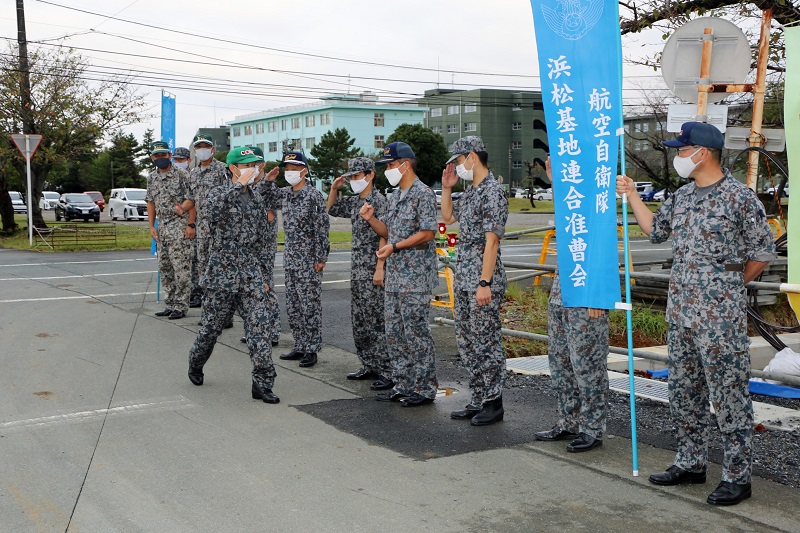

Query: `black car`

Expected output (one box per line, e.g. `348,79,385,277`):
55,193,101,222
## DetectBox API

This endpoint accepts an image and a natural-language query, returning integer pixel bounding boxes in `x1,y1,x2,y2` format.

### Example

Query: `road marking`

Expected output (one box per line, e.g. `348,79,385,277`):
0,258,156,268
0,291,157,303
0,398,195,430
0,271,156,282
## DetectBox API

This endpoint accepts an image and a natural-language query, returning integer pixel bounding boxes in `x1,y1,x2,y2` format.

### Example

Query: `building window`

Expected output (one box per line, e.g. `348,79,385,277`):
511,141,522,150
512,161,522,169
447,105,459,115
642,123,650,133
256,143,264,151
268,142,277,152
447,124,459,134
306,137,315,149
634,123,642,133
430,108,442,117
634,142,641,151
232,126,241,136
624,124,630,133
244,125,253,135
305,115,315,127
512,103,522,111
292,138,301,149
464,103,477,113
642,140,650,150
291,117,301,129
512,122,522,131
375,135,385,149
431,126,442,134
463,122,477,132
281,119,288,131
255,123,264,134
320,113,331,125
268,121,277,133
373,113,385,127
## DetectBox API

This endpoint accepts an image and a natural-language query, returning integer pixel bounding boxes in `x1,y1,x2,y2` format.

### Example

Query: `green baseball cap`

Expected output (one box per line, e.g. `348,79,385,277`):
192,133,214,147
248,145,265,161
150,141,171,154
226,146,260,165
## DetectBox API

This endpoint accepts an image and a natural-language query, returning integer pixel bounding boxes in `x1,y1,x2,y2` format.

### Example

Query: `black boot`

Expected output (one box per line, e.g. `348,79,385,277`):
188,366,204,386
280,350,304,360
299,352,317,368
470,397,504,426
451,404,481,420
251,382,280,404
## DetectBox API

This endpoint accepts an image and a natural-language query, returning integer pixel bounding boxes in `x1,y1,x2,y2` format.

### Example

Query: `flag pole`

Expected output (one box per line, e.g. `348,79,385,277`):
615,2,639,476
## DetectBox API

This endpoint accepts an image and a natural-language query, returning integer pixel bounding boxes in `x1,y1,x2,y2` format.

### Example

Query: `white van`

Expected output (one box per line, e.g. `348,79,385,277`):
40,191,60,210
108,188,148,220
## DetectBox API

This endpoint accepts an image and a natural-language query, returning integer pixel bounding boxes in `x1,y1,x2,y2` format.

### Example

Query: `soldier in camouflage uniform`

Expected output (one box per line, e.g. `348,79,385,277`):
360,142,439,407
618,122,775,506
183,134,230,311
265,151,329,368
327,157,391,387
533,156,610,451
187,147,281,404
440,136,508,426
146,141,194,320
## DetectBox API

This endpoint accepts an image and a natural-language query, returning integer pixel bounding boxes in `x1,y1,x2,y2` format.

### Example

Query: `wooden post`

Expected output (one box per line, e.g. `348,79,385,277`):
746,9,773,191
696,28,714,119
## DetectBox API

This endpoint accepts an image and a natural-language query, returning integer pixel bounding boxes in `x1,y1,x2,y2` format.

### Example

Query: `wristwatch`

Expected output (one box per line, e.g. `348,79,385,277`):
392,242,399,253
479,279,491,287
187,223,196,228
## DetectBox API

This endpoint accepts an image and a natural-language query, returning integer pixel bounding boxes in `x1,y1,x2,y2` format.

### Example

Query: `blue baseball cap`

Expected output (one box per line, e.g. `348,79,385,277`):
279,151,308,167
376,142,416,166
662,122,724,150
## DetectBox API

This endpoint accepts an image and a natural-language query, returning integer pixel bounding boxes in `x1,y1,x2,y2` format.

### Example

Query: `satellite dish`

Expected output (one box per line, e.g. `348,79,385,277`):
661,17,751,104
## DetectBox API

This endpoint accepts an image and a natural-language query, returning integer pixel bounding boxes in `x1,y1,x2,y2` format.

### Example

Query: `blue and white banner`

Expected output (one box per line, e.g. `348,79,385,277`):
160,91,176,153
530,0,623,309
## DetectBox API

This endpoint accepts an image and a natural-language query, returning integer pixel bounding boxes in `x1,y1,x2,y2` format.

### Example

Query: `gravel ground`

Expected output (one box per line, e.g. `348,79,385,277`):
505,372,800,488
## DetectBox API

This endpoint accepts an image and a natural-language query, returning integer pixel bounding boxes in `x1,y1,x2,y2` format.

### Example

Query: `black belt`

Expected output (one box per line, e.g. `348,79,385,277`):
724,263,745,272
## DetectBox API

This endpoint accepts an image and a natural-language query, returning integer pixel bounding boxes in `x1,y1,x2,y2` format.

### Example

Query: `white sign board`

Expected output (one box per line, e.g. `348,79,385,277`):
724,127,786,152
667,104,728,133
11,134,43,159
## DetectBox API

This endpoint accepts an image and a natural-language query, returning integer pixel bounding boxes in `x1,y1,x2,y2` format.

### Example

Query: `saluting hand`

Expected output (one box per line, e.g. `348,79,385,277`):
332,176,346,190
265,167,280,182
441,163,458,189
360,203,374,221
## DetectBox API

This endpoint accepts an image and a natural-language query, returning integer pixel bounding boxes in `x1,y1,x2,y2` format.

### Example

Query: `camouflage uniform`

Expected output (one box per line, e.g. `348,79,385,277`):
329,186,391,376
383,178,439,399
146,165,193,313
547,270,609,439
263,207,281,343
187,158,229,302
188,181,277,390
650,171,775,484
452,171,508,407
266,181,330,353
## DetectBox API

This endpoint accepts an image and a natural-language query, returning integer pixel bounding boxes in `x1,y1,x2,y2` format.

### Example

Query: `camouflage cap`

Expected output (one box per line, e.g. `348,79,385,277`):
342,157,375,177
174,147,191,159
446,136,486,164
248,145,265,161
150,140,171,154
192,133,214,147
226,146,260,165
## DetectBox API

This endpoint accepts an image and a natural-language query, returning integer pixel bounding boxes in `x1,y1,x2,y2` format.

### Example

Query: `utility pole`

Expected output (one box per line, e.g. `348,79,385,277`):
17,0,34,134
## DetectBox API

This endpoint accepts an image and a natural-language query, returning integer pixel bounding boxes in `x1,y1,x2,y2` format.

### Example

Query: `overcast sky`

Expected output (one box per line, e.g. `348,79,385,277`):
3,0,682,148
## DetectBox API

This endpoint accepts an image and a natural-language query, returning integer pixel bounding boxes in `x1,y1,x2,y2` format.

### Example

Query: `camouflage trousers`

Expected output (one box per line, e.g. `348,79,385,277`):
189,287,277,390
351,280,390,376
385,291,438,399
157,230,192,313
668,324,753,484
285,267,322,353
454,290,506,406
547,303,609,440
191,228,211,302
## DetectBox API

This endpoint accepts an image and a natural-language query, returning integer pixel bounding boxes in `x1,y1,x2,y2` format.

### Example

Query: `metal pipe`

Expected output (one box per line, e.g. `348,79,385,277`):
433,317,800,387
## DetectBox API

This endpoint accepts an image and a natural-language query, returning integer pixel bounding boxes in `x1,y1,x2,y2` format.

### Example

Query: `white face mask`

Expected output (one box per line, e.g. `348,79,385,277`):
174,161,189,170
285,170,304,186
384,162,405,187
672,148,703,179
455,156,473,181
195,148,213,162
236,167,256,185
349,178,369,194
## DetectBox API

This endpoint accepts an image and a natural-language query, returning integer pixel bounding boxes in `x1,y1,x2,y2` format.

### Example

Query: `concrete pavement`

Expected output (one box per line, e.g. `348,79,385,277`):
0,248,797,532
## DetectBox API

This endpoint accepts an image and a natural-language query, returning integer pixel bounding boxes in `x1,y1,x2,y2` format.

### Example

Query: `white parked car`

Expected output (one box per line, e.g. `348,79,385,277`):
766,185,788,197
512,188,527,199
40,191,60,210
653,189,666,201
9,191,27,214
532,188,553,201
108,188,148,221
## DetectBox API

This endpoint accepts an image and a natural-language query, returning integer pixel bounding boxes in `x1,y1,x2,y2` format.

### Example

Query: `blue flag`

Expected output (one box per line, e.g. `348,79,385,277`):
530,0,623,309
161,92,176,153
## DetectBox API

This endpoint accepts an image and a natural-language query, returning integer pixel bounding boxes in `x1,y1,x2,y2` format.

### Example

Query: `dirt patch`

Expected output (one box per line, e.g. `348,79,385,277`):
33,391,53,398
35,332,57,338
86,300,100,304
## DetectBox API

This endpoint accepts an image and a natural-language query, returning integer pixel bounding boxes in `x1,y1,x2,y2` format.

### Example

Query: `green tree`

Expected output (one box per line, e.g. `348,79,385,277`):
0,44,148,229
310,128,362,184
385,123,448,187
